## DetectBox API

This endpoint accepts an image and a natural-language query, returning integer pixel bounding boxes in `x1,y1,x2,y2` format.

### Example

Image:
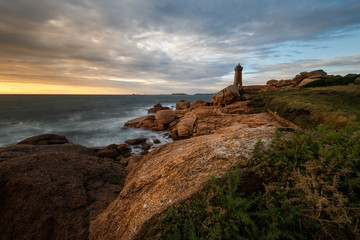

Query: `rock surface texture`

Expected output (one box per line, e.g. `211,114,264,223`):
89,123,278,240
0,143,127,240
211,85,240,107
265,69,329,89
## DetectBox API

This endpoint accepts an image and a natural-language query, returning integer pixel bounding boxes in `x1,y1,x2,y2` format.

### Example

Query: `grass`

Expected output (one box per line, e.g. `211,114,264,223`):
248,85,360,128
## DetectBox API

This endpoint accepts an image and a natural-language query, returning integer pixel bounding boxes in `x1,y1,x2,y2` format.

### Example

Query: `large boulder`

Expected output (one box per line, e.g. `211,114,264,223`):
176,100,191,110
0,145,127,240
292,71,309,83
211,85,240,107
176,113,197,138
124,115,157,129
89,125,278,240
17,134,69,145
155,109,175,125
307,69,327,79
190,100,208,109
222,101,252,114
298,77,321,87
125,137,147,145
96,144,120,159
266,79,278,86
354,77,360,85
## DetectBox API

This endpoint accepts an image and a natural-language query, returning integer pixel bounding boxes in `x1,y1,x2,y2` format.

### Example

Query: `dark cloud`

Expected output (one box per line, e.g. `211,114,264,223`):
0,0,360,93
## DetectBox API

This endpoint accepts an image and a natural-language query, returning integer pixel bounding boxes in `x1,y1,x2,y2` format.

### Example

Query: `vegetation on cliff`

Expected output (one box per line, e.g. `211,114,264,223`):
249,85,360,128
300,75,358,88
160,124,360,239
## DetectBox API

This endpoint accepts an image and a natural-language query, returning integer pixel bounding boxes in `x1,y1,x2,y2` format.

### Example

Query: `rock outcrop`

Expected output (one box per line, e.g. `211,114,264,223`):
176,100,190,110
0,143,127,240
265,69,329,89
124,115,157,129
147,103,170,114
353,77,360,85
17,134,69,145
155,109,175,128
211,85,240,107
89,124,278,240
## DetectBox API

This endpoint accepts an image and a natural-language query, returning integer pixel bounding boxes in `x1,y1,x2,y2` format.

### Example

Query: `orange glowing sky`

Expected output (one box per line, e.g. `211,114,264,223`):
1,0,360,94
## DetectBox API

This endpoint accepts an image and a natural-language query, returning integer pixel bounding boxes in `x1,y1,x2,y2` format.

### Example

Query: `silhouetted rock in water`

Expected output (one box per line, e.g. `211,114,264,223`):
89,125,278,240
17,134,69,145
0,143,127,240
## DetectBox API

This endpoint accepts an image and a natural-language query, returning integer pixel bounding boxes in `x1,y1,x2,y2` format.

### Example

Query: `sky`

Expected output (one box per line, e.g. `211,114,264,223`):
0,0,360,94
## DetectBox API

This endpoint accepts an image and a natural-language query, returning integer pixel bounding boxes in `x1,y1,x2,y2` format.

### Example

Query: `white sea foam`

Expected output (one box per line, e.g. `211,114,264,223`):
0,95,212,148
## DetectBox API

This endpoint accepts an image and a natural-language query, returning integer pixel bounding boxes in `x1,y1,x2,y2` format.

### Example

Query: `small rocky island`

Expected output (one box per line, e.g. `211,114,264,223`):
1,66,359,240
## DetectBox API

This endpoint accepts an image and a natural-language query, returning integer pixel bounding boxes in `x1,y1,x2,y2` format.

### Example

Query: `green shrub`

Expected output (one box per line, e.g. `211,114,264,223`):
301,75,358,88
160,124,360,239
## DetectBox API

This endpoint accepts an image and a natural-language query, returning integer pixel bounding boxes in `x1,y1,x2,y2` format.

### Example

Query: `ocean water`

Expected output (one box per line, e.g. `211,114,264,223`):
0,94,212,148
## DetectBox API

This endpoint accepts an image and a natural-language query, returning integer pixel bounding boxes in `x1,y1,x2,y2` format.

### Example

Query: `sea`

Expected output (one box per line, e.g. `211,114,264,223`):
0,94,212,149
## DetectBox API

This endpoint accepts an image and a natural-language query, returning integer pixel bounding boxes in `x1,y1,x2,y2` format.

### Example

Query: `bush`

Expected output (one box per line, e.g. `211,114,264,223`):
160,124,360,239
301,75,358,88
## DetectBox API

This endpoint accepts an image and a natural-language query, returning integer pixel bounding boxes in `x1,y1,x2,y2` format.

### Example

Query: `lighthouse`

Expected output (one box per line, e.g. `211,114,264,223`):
233,63,243,87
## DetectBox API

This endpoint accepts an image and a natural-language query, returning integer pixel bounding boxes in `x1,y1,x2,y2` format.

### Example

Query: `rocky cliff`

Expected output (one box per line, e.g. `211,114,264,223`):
89,123,279,240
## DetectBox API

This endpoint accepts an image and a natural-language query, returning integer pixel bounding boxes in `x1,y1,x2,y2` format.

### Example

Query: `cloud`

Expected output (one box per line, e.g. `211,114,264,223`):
0,0,360,93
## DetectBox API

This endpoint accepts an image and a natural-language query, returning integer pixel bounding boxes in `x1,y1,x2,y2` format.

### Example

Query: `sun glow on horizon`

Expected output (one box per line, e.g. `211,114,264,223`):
0,82,131,95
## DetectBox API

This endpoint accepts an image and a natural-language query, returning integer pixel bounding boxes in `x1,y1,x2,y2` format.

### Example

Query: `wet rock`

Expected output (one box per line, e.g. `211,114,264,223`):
118,144,131,157
140,150,149,156
153,139,161,144
141,143,153,151
96,144,120,159
125,138,147,145
17,134,69,145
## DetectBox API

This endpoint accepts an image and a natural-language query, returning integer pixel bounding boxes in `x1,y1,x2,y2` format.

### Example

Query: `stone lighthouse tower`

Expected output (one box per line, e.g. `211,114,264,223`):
233,63,243,87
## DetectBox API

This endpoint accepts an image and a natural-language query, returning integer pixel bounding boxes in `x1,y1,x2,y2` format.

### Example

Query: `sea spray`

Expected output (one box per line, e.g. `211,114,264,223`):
0,94,212,147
